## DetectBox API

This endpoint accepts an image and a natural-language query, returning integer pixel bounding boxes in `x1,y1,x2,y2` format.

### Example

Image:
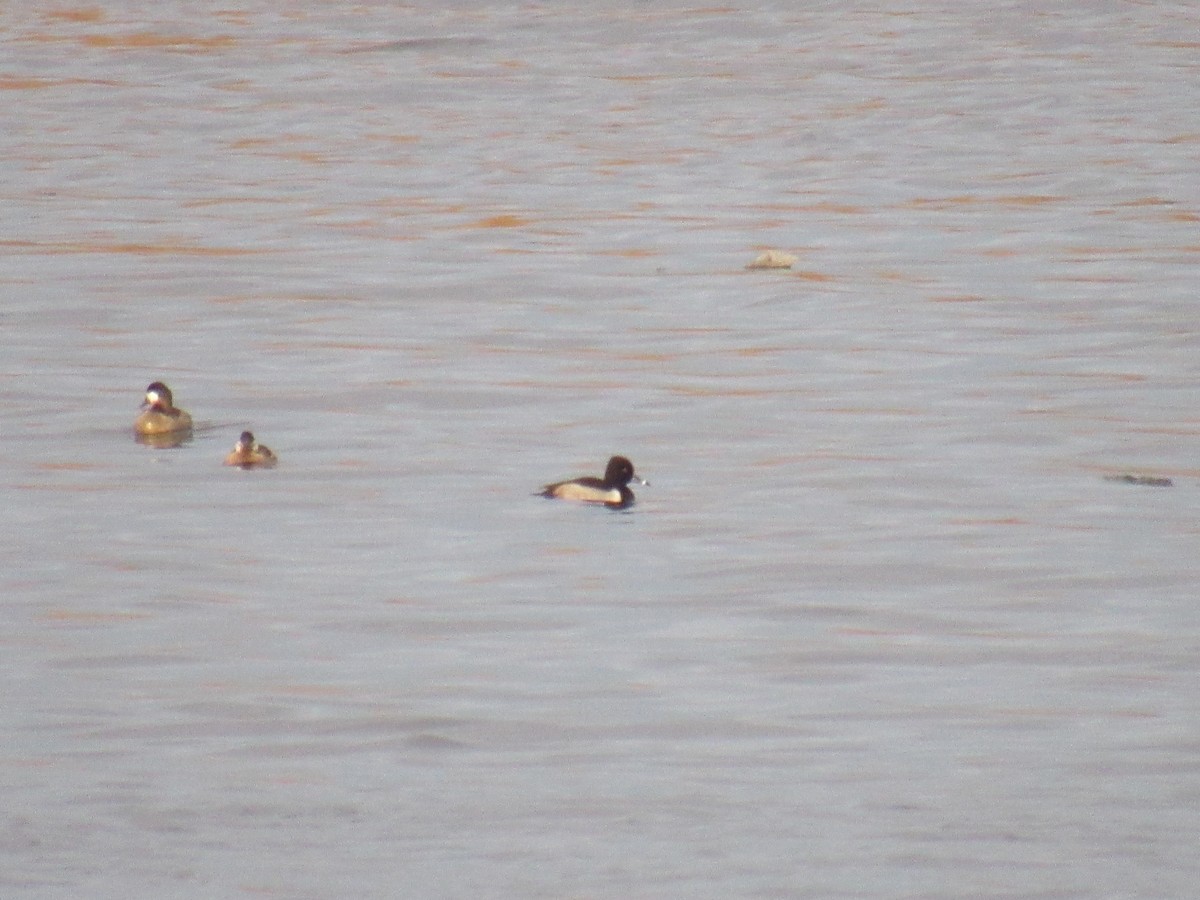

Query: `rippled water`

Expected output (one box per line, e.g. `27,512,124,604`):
3,3,1199,898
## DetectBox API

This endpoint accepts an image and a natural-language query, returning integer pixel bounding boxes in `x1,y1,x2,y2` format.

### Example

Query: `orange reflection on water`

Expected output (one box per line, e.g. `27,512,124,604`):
41,7,104,24
80,32,236,52
1,239,263,257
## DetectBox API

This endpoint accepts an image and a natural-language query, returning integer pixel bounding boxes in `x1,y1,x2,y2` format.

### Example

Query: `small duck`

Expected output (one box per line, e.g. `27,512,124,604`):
134,381,193,435
540,456,646,509
224,431,278,469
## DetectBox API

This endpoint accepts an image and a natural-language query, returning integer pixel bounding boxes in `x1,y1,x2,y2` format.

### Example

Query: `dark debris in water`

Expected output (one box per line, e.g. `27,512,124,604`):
1104,474,1174,488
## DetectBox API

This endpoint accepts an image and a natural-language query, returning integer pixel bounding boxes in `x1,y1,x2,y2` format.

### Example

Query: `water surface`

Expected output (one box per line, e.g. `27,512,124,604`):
2,3,1199,898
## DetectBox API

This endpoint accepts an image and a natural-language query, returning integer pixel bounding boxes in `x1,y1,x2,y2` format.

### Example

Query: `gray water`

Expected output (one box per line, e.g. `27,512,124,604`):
2,2,1198,898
